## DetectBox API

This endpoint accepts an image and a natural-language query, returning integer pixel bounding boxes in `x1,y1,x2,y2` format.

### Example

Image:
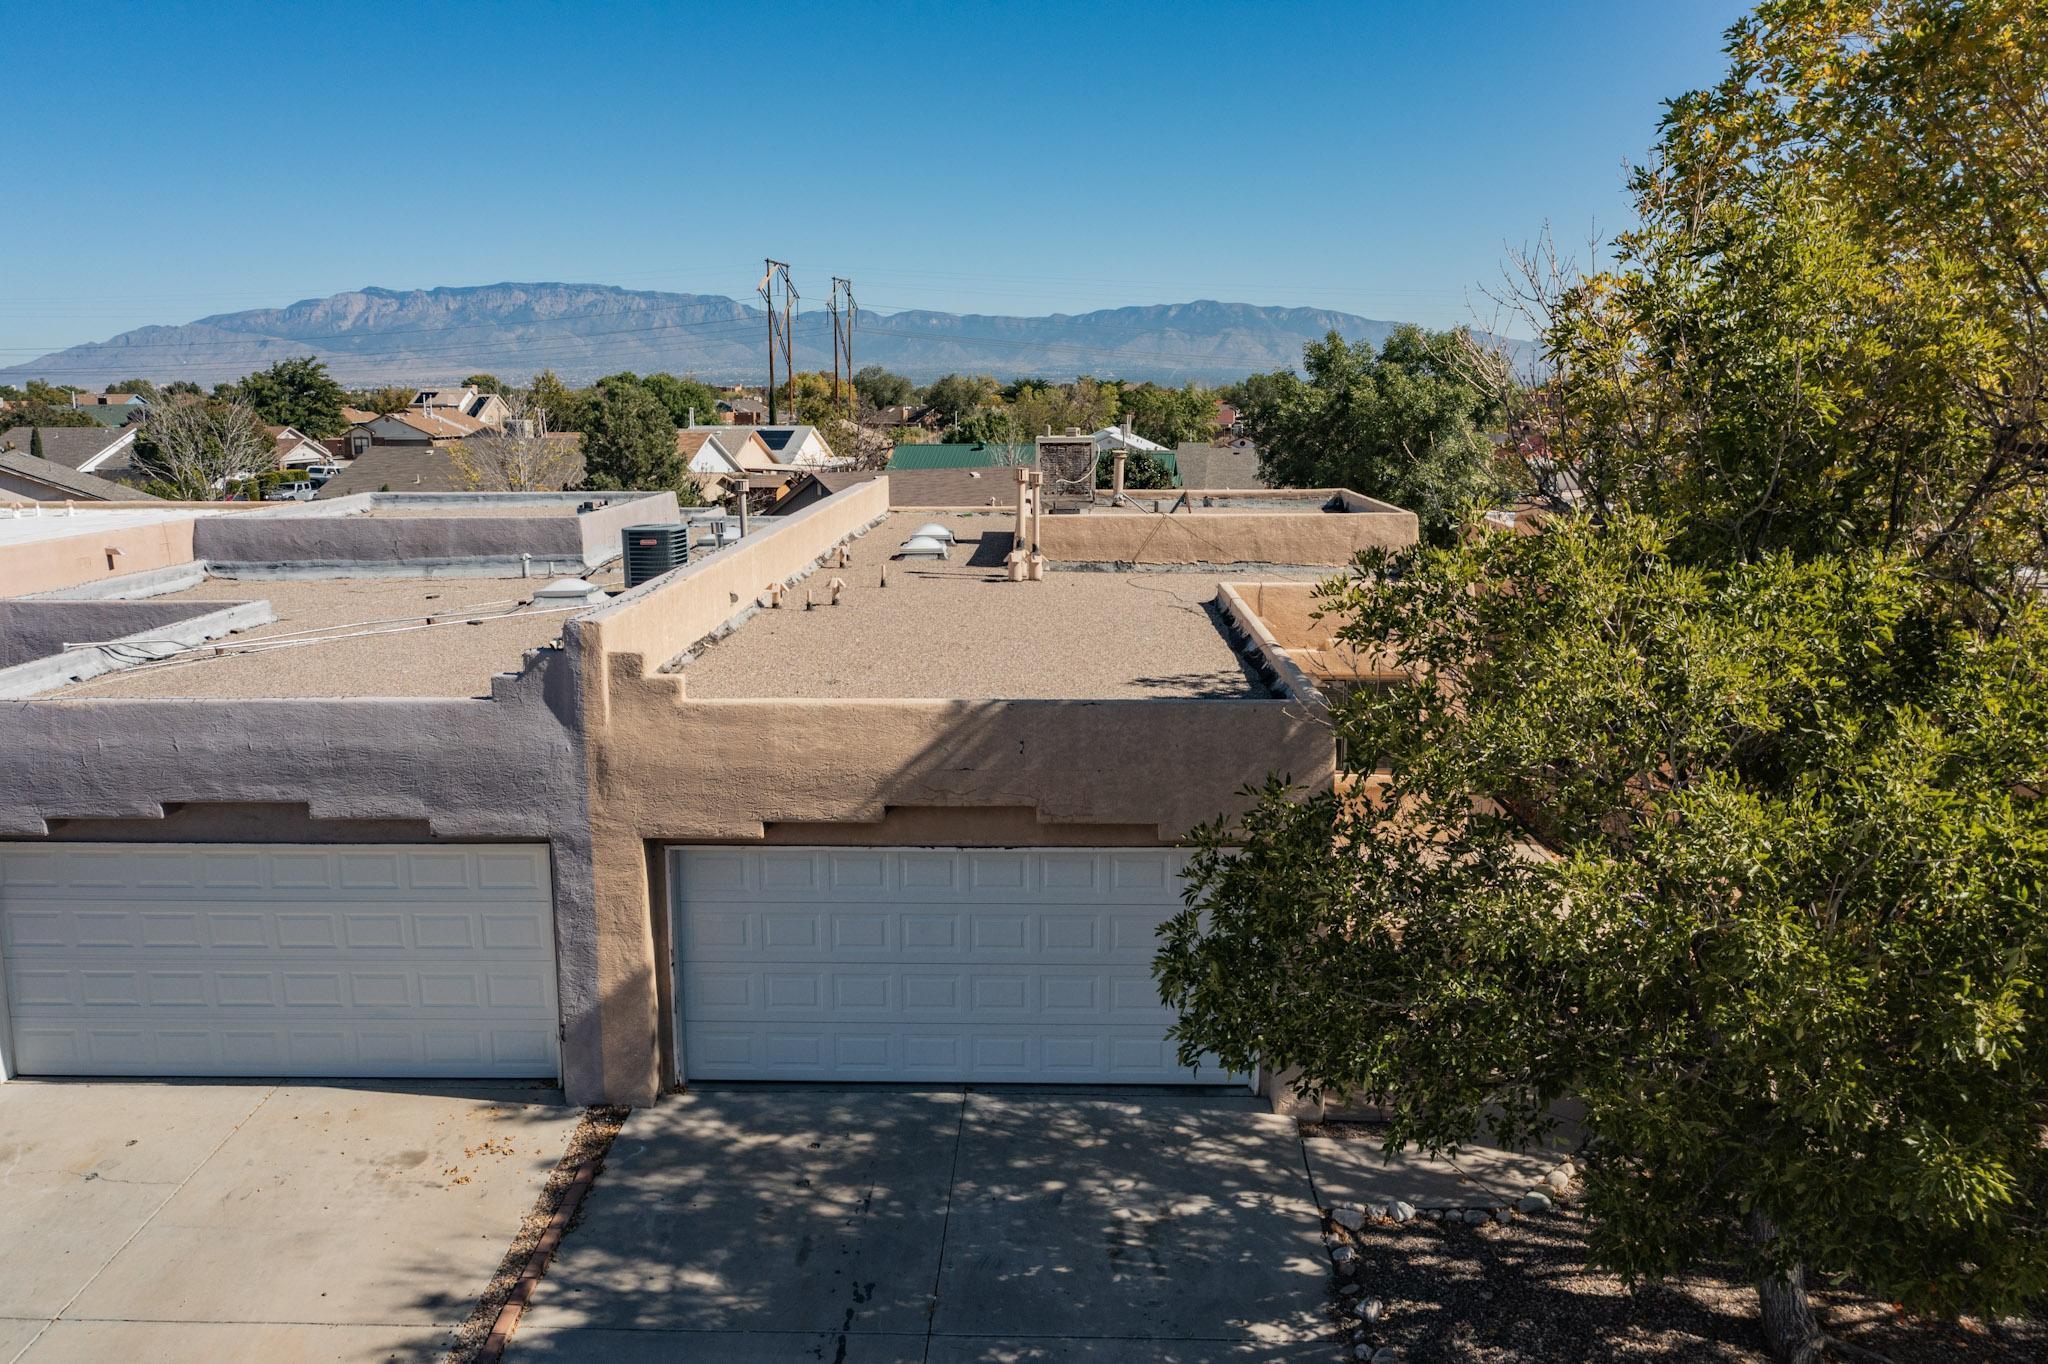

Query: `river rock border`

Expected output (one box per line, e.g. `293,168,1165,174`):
1319,1162,1579,1359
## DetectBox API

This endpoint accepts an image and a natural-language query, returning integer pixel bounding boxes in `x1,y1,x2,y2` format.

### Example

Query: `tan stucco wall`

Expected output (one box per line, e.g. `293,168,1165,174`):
1036,499,1416,566
0,518,197,597
565,479,1339,1103
1221,580,1403,691
589,687,1332,1099
572,476,890,705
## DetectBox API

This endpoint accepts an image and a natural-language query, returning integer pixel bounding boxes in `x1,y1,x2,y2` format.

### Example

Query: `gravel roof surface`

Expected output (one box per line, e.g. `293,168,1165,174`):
1327,1207,2043,1362
53,577,575,700
678,512,1316,699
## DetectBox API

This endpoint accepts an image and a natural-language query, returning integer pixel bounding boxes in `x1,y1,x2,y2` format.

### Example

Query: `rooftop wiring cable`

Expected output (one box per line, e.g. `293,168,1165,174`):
71,602,590,682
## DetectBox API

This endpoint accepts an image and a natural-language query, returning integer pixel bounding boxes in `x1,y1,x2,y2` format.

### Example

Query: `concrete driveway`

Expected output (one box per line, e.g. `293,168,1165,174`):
507,1087,1335,1363
0,1079,579,1364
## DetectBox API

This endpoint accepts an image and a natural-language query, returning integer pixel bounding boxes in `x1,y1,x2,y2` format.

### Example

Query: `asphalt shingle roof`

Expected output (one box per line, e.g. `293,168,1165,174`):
0,426,135,472
315,444,586,498
0,449,160,501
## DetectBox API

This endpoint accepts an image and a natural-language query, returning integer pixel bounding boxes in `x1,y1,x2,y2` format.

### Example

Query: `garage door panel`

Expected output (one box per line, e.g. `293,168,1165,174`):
682,962,1180,1024
686,904,1179,964
7,901,552,957
673,848,1229,1085
2,844,558,1079
675,849,1194,906
0,845,550,902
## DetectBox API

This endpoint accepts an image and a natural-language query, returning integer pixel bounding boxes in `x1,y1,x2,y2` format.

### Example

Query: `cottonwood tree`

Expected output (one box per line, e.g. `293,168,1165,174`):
1160,519,2048,1362
352,384,414,418
1158,3,2048,1360
1245,325,1508,544
1117,381,1219,450
133,398,272,499
853,365,915,412
1496,0,2047,603
451,393,579,491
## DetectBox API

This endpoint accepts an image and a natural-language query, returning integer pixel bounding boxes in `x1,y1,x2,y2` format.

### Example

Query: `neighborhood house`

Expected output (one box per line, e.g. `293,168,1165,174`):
0,474,1414,1106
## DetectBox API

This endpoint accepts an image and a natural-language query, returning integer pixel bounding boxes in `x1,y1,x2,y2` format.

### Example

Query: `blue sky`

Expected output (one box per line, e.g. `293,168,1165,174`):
2,0,1750,359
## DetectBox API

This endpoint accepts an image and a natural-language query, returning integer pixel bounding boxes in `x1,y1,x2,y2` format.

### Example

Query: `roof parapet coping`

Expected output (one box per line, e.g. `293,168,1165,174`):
0,597,276,699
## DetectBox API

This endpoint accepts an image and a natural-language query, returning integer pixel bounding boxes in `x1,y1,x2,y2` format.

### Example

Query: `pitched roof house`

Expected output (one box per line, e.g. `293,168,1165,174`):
411,385,510,427
753,425,841,468
342,407,490,457
315,438,585,498
266,426,334,469
0,449,162,503
0,425,139,475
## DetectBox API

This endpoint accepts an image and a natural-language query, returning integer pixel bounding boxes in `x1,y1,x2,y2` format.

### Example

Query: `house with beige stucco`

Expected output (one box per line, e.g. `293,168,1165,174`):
0,476,1414,1106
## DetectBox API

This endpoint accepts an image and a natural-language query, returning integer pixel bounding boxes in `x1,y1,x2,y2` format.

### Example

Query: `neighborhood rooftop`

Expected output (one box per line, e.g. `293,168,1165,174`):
41,575,573,700
676,511,1317,700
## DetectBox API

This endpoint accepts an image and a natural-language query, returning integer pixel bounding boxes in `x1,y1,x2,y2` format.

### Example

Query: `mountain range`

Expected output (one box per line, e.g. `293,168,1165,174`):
0,282,1533,388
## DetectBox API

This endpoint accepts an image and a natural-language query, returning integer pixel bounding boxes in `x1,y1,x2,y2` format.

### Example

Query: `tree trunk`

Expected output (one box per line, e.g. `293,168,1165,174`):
1751,1212,1825,1364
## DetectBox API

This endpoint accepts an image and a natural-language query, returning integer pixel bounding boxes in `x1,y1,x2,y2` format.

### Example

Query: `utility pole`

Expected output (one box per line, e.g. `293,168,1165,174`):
829,277,856,422
759,259,795,424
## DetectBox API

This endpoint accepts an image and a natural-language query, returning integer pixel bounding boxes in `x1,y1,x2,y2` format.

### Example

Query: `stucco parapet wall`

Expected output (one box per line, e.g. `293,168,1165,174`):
1215,582,1331,719
592,684,1336,841
0,516,201,597
190,494,679,574
570,478,891,691
0,597,274,698
0,653,579,838
1035,491,1417,566
1220,579,1409,693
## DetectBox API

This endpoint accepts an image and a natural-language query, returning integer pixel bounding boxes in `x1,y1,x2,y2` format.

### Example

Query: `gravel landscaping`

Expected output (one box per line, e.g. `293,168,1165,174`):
1317,1189,2044,1363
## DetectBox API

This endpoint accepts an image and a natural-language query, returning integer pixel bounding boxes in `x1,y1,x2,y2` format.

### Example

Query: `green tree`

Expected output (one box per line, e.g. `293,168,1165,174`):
920,373,998,427
461,373,505,395
29,427,44,460
0,403,95,430
24,380,77,405
1117,381,1218,449
229,357,348,438
1161,519,2048,1362
580,378,685,492
1096,446,1173,490
1158,4,2048,1360
1255,326,1505,543
1526,0,2047,598
852,365,915,412
160,380,203,398
526,370,589,433
639,372,722,429
1006,378,1117,441
342,385,413,418
105,379,159,401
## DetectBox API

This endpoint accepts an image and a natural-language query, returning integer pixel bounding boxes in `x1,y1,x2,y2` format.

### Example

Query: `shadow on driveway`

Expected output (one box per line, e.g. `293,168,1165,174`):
504,1085,1332,1362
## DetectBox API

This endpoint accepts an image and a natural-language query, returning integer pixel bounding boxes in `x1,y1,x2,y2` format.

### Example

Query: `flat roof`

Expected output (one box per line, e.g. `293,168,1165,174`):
676,512,1321,700
46,576,575,700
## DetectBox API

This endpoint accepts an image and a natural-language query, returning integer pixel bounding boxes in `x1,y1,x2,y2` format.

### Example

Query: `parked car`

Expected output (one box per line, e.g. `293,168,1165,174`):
304,462,344,486
265,481,316,501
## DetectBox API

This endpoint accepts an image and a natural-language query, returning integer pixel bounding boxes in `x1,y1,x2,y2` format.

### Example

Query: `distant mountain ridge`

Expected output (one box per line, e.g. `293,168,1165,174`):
0,282,1534,387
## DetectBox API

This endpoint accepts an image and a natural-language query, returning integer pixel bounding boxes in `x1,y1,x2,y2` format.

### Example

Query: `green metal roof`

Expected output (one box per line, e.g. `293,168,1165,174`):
887,442,1036,470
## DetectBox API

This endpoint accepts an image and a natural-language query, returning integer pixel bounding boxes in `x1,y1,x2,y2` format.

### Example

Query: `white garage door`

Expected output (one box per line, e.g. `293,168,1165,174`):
672,847,1234,1084
0,843,559,1079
